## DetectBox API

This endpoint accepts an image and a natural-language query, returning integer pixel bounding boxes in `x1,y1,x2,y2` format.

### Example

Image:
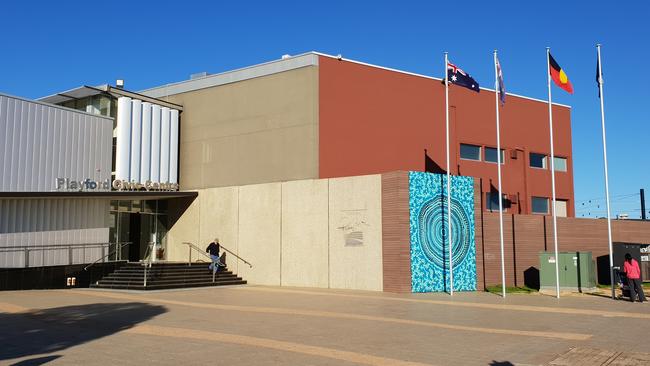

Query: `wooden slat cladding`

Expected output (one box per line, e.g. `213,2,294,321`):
473,179,485,291
479,211,650,287
381,171,411,293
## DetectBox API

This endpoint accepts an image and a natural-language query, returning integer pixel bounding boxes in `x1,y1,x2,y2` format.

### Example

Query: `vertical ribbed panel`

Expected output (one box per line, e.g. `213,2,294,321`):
0,198,110,268
115,97,132,181
130,99,142,182
140,102,152,183
150,104,162,182
169,109,179,184
0,93,112,192
160,107,171,183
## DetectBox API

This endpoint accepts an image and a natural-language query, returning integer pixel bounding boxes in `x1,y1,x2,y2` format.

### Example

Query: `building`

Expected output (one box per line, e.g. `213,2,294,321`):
6,51,643,293
140,52,575,217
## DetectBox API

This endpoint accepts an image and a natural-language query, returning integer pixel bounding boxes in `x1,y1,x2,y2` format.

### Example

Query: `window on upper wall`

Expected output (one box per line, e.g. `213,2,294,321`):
529,153,547,169
553,157,567,172
460,144,481,161
531,197,549,214
486,192,510,211
485,147,505,164
554,200,568,217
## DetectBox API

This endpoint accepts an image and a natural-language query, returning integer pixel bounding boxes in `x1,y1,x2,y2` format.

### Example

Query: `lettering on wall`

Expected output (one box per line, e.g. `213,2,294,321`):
55,178,179,192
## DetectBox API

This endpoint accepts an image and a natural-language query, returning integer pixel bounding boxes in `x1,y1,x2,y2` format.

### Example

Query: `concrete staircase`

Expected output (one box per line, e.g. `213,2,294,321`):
90,262,246,290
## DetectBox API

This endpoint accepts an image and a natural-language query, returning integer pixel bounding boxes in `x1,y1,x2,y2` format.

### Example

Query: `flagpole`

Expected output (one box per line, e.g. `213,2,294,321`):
546,47,561,299
596,44,615,300
494,50,506,298
444,51,454,296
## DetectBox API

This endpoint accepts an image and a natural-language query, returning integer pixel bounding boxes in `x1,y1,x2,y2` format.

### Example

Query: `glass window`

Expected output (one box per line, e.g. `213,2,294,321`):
485,148,505,164
460,144,481,161
555,200,568,217
553,157,567,172
532,197,549,214
486,192,509,211
530,153,547,169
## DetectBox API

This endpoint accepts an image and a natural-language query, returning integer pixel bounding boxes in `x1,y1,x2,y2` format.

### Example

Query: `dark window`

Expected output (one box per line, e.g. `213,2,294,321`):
486,192,510,211
530,153,547,169
485,148,505,164
532,197,549,214
460,144,481,161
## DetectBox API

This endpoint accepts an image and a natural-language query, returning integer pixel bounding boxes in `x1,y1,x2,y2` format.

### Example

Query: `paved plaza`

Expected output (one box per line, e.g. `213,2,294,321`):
1,286,649,365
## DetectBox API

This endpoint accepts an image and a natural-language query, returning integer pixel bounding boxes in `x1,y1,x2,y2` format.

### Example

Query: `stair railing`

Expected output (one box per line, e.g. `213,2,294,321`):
83,242,131,271
183,241,253,268
142,242,154,287
183,242,220,283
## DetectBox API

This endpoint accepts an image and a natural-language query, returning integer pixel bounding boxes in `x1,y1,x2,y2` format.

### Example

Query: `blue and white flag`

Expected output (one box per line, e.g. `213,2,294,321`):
447,62,480,92
496,56,506,104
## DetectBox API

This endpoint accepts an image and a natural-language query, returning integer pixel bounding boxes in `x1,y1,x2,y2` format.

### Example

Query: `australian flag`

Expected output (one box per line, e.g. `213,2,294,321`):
447,62,480,92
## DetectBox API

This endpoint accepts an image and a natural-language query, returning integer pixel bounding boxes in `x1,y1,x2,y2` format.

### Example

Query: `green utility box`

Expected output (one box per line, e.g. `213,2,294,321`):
539,252,597,292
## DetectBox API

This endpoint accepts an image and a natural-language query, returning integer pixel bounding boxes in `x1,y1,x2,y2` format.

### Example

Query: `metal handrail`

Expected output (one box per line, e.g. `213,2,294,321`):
0,242,112,251
142,242,154,287
83,242,131,271
183,241,253,268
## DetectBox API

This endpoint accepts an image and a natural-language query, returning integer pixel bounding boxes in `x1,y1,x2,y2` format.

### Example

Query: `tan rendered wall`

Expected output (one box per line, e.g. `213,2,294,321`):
159,66,319,190
328,175,383,291
199,186,240,274
165,175,383,291
238,183,282,286
281,179,329,288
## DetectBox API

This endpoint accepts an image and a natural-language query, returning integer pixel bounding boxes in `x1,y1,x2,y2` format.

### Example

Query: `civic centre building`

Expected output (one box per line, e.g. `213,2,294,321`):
1,52,648,292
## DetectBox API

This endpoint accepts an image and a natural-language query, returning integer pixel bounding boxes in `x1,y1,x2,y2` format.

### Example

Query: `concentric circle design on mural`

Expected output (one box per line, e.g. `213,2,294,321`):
417,196,471,268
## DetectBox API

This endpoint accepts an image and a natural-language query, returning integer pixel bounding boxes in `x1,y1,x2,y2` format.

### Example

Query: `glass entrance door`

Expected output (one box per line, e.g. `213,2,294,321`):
109,200,168,262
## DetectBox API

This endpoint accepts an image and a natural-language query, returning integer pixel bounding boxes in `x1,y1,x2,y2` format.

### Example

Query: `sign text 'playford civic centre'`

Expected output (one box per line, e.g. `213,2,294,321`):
55,178,179,192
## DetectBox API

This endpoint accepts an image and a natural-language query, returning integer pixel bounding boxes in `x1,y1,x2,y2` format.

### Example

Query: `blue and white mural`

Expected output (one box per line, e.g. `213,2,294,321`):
409,172,476,292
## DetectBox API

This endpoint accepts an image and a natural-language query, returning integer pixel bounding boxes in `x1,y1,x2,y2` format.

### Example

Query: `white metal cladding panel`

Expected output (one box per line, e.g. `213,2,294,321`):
150,104,162,182
0,228,109,268
116,97,132,181
0,93,112,192
160,107,171,183
140,102,152,183
130,99,142,182
113,98,178,184
0,197,109,268
0,199,108,234
169,109,179,184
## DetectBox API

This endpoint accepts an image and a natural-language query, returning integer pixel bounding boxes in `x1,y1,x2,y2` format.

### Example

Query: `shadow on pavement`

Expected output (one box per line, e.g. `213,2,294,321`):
0,302,167,363
10,355,62,365
489,361,514,366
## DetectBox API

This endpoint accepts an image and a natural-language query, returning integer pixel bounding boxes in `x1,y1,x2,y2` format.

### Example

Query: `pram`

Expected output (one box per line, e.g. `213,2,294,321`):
613,267,631,300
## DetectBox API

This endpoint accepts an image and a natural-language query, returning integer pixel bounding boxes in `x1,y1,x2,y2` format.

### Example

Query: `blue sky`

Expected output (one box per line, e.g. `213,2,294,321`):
1,1,648,218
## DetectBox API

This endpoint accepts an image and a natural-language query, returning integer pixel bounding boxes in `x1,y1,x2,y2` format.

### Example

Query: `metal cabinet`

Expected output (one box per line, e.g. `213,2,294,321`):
540,252,596,292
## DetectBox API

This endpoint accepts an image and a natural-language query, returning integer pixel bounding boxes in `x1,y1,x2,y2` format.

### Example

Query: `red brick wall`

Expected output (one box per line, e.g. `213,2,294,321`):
381,171,411,293
319,56,575,216
477,206,650,288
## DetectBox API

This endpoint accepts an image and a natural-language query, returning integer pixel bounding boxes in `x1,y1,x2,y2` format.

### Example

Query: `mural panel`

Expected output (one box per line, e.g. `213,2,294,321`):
409,172,476,292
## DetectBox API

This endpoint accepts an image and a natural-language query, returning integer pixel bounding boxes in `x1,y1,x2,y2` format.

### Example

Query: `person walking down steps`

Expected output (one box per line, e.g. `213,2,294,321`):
206,238,224,273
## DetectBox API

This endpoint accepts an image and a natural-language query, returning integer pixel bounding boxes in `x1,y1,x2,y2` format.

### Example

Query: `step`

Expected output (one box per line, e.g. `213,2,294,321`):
96,275,242,284
115,268,218,273
91,279,247,290
100,274,240,282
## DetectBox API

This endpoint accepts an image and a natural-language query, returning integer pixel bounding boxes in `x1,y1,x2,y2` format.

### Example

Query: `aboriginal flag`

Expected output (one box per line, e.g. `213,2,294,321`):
548,53,573,94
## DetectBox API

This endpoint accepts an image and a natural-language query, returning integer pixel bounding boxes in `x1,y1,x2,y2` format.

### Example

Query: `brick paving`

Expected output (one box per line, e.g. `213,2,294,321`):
1,286,649,365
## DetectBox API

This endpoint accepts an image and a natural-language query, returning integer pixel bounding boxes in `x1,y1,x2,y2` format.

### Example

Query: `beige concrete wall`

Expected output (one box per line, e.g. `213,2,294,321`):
281,179,329,288
328,175,383,291
165,174,383,291
199,186,240,274
161,66,319,190
238,183,282,286
166,196,200,262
